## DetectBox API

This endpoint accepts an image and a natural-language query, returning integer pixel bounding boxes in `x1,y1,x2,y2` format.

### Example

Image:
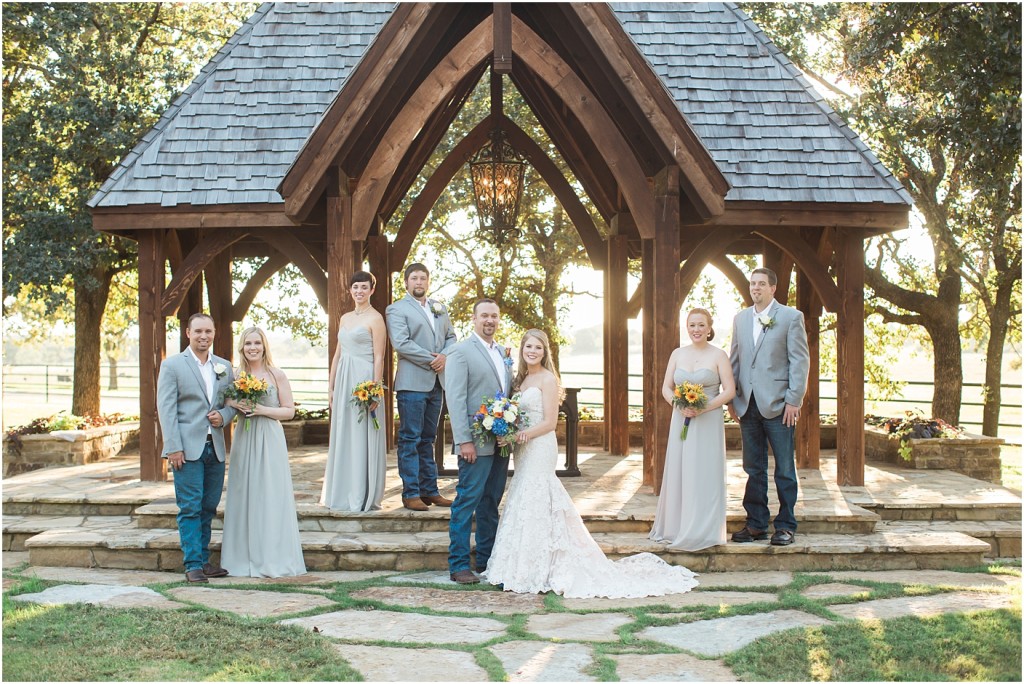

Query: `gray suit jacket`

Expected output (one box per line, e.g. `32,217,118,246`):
445,336,513,456
157,351,236,462
386,294,457,392
729,303,810,419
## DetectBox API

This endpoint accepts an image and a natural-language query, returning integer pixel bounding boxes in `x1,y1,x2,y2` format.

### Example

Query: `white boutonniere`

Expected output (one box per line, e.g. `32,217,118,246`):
756,314,775,332
213,363,228,378
429,300,445,318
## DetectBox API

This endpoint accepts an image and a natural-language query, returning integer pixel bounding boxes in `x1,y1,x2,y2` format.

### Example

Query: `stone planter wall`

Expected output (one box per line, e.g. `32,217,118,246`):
864,426,1003,484
3,422,141,477
280,420,305,448
303,418,331,445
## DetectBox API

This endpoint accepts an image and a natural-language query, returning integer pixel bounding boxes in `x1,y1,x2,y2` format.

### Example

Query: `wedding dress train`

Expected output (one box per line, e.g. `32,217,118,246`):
484,387,699,598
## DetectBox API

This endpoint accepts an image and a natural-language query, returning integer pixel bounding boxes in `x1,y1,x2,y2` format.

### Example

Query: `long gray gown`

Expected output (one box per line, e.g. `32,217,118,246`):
649,367,728,551
320,326,386,511
221,384,307,577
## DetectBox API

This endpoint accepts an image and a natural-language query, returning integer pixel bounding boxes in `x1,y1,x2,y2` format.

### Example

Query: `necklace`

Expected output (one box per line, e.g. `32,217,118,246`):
353,305,372,316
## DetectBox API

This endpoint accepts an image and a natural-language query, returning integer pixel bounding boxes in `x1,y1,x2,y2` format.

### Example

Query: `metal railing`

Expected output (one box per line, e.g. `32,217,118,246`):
4,363,1020,443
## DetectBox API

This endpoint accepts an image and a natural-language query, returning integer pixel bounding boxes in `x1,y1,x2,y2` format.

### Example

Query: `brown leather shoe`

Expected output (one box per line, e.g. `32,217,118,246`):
202,563,229,578
185,569,209,583
403,497,429,511
450,570,480,584
421,494,453,507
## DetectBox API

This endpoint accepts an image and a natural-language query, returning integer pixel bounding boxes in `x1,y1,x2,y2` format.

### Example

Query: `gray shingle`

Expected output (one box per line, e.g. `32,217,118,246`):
89,2,909,211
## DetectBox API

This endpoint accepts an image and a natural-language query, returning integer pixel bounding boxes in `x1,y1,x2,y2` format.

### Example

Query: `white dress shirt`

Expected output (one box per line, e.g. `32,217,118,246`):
752,299,776,347
186,347,215,435
473,332,508,393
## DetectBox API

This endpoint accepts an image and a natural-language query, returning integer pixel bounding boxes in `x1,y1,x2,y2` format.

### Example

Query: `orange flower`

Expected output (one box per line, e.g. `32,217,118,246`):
356,390,369,402
685,391,699,403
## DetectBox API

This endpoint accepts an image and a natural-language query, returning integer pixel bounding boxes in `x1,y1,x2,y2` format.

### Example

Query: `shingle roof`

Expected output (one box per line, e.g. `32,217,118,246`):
89,2,910,210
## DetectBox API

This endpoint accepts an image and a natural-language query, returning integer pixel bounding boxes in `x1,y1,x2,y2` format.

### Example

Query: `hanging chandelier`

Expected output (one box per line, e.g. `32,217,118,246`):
469,128,526,244
467,68,527,244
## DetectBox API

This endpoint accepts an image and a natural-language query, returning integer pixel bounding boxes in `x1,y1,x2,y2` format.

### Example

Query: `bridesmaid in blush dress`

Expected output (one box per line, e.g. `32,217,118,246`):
650,308,736,551
221,327,306,577
321,271,388,512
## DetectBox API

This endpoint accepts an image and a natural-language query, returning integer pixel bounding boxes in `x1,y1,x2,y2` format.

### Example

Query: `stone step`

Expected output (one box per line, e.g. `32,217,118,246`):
129,500,880,535
859,500,1022,522
22,524,990,573
877,519,1022,559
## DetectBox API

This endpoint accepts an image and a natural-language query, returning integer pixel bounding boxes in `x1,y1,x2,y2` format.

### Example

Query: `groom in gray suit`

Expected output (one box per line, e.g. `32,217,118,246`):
444,299,513,584
157,313,236,582
386,263,458,511
728,268,809,546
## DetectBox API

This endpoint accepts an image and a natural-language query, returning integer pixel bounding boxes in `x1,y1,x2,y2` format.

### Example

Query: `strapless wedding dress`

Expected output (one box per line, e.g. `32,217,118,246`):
484,387,699,598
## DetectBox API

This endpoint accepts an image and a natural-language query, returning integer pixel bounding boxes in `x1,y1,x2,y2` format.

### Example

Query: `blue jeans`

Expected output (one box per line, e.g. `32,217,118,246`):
448,452,509,573
396,384,443,499
172,441,225,570
740,396,798,532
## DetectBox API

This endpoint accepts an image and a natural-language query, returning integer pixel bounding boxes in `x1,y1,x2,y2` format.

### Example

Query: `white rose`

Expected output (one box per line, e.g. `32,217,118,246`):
213,363,227,376
482,416,495,430
504,407,518,422
491,401,504,414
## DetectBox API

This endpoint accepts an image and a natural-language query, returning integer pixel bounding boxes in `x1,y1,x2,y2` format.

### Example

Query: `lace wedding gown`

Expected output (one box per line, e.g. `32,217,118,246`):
484,386,699,598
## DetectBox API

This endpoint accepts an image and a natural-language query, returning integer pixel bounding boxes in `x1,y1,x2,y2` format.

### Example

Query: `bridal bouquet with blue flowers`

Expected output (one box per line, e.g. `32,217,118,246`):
471,391,528,458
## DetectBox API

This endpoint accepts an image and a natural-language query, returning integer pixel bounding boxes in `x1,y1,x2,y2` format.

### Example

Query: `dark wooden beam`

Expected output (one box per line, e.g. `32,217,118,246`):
92,206,298,232
161,229,247,318
836,232,866,486
796,269,821,470
677,227,751,306
710,254,754,308
493,3,512,73
708,202,910,232
137,230,166,482
232,252,289,322
756,227,842,313
605,232,630,455
327,172,356,364
366,234,394,450
204,249,234,365
250,229,329,314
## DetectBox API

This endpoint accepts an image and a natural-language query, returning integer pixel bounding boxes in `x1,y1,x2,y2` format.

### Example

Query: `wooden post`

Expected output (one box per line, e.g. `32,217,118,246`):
493,3,512,73
796,269,821,470
641,238,657,486
367,234,394,450
649,167,681,493
205,249,234,366
836,231,865,485
177,231,203,353
327,171,356,365
138,230,167,481
606,226,630,455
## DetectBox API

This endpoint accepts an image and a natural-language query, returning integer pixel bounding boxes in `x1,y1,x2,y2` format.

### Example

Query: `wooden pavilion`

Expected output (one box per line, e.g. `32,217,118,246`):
89,3,911,489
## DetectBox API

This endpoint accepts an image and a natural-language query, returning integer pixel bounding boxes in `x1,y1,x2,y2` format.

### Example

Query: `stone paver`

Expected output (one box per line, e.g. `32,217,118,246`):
10,583,181,610
22,566,183,586
3,578,19,591
387,570,455,585
331,643,488,681
692,571,794,588
351,585,545,614
801,583,872,599
282,609,507,644
169,586,337,617
2,551,30,568
829,591,1015,621
611,653,739,682
825,569,1020,590
640,609,833,657
526,612,632,642
490,641,597,682
563,590,778,611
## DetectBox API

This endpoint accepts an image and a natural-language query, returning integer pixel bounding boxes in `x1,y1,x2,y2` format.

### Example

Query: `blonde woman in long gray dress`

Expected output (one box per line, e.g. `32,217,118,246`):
650,308,736,551
321,270,387,511
221,327,306,577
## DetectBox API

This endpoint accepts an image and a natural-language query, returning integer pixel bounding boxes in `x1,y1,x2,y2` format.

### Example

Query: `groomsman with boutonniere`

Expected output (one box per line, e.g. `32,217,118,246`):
386,263,458,511
728,268,809,547
156,313,237,583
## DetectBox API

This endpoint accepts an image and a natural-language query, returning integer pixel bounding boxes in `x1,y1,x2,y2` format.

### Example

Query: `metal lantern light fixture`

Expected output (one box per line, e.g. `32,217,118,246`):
469,129,526,243
468,68,527,243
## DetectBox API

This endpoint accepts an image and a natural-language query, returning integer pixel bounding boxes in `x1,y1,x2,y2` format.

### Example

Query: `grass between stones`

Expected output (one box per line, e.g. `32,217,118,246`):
2,565,1020,682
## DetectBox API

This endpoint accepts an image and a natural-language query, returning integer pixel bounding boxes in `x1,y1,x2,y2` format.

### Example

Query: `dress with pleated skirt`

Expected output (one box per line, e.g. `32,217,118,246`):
649,367,728,551
321,326,386,511
221,384,306,577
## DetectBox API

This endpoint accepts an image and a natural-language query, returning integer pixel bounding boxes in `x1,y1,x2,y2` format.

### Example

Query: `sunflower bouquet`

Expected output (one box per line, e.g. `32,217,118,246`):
222,372,270,430
351,380,386,429
672,381,707,440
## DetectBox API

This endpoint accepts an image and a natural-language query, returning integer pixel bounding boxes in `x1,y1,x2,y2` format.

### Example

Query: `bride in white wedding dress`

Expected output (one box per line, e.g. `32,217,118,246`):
483,329,699,598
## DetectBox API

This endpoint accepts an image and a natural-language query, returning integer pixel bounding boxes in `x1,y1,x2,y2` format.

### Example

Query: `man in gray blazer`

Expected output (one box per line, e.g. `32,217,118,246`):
385,263,458,511
444,299,513,584
728,268,810,546
157,313,236,582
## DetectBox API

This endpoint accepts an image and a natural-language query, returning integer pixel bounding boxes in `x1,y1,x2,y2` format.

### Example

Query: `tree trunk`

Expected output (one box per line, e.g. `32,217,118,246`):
107,355,119,390
928,314,963,424
72,270,113,416
981,282,1014,436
